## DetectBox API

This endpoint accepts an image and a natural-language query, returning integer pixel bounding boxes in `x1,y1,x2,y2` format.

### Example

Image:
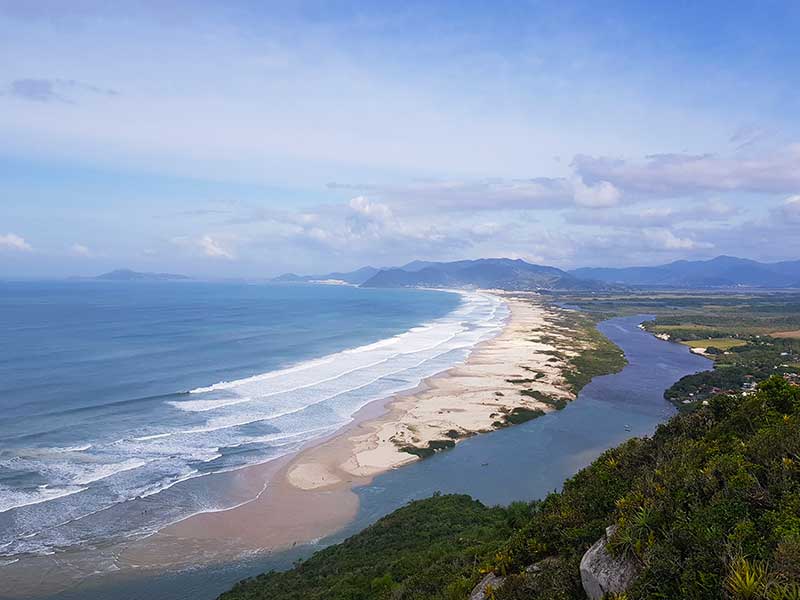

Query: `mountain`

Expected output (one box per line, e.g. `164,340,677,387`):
362,258,606,290
571,256,800,288
272,266,380,285
92,269,191,281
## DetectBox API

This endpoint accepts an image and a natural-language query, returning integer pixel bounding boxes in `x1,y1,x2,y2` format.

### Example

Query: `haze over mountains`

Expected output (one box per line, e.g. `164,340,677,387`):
362,259,597,290
274,256,800,290
86,269,192,281
572,256,800,288
275,259,595,290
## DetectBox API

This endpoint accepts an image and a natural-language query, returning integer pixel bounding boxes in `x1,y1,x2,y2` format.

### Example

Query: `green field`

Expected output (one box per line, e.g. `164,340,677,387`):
681,337,747,350
546,290,800,406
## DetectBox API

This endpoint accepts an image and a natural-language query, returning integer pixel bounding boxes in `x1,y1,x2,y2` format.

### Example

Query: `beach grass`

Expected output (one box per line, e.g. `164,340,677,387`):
504,406,546,425
554,310,627,394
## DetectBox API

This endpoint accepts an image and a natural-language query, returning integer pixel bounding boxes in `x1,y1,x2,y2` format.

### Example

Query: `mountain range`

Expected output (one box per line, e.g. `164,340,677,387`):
571,256,800,288
275,258,610,290
362,258,600,290
273,256,800,291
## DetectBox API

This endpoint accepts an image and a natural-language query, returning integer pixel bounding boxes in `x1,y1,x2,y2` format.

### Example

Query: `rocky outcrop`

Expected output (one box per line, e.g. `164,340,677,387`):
580,526,640,600
469,572,505,600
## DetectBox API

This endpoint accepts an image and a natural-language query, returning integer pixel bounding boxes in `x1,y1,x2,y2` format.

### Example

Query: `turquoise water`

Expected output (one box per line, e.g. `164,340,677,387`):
23,313,711,600
0,282,508,563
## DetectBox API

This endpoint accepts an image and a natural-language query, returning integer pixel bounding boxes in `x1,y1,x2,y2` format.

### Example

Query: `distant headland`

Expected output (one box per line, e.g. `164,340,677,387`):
76,269,192,282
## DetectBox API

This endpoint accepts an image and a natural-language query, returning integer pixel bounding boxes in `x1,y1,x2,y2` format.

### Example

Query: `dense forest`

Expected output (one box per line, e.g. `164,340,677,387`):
220,376,800,599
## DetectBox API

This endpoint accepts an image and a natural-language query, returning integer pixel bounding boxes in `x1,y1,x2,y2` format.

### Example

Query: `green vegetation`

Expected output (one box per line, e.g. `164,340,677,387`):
519,389,568,411
492,376,800,599
220,376,800,600
219,494,513,600
519,388,548,401
553,291,800,408
503,406,545,425
682,337,748,350
399,439,456,459
553,291,800,336
665,336,800,407
505,377,539,385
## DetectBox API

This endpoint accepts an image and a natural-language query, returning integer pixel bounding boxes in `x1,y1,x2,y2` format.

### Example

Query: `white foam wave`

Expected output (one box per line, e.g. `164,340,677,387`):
168,396,256,413
185,301,476,397
0,290,508,556
50,444,93,453
71,459,149,486
0,485,88,514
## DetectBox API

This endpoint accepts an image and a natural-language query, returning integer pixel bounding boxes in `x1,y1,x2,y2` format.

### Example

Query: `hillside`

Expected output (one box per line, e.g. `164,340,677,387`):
272,256,800,291
572,256,800,288
220,376,800,600
361,258,607,291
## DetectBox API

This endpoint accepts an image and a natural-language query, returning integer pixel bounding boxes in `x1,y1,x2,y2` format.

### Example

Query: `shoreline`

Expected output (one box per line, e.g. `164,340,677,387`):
0,292,606,597
124,294,584,566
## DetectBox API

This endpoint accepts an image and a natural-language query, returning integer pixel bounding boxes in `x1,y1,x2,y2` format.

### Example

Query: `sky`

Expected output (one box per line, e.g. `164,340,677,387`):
1,0,800,278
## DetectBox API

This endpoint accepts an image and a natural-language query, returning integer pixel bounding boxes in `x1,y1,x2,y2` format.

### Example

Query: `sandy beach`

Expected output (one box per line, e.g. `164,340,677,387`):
125,294,588,565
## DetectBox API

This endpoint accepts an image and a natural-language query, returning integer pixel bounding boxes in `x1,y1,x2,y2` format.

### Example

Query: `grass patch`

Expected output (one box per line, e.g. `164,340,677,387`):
681,337,747,350
399,439,456,459
520,389,568,410
504,407,546,425
520,389,547,401
443,429,468,440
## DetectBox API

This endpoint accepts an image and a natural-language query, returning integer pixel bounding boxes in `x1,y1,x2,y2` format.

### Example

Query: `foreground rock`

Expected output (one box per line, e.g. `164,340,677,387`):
580,525,640,599
469,572,505,600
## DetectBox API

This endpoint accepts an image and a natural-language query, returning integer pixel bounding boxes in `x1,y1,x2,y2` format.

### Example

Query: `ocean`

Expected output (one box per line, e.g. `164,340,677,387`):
0,281,507,562
18,313,711,600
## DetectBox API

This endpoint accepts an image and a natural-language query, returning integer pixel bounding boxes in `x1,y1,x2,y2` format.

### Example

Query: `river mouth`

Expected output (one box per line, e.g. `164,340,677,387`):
348,314,711,520
2,314,711,600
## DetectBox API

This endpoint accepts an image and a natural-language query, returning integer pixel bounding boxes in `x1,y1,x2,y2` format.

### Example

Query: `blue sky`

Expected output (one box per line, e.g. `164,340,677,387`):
2,1,799,278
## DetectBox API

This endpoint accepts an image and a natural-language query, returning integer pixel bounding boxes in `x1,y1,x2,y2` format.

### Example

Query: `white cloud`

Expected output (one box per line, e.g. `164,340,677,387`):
642,228,714,251
0,232,32,251
349,196,392,221
171,234,237,259
200,235,235,259
780,195,800,223
330,179,572,212
572,177,621,207
70,243,92,257
573,146,800,197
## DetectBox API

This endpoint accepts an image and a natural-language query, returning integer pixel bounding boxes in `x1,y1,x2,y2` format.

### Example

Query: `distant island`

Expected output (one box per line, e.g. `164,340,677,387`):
272,266,380,285
85,269,192,281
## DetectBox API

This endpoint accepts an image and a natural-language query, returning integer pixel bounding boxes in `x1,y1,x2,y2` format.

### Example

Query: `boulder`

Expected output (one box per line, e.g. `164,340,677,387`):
469,572,505,600
580,525,640,600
